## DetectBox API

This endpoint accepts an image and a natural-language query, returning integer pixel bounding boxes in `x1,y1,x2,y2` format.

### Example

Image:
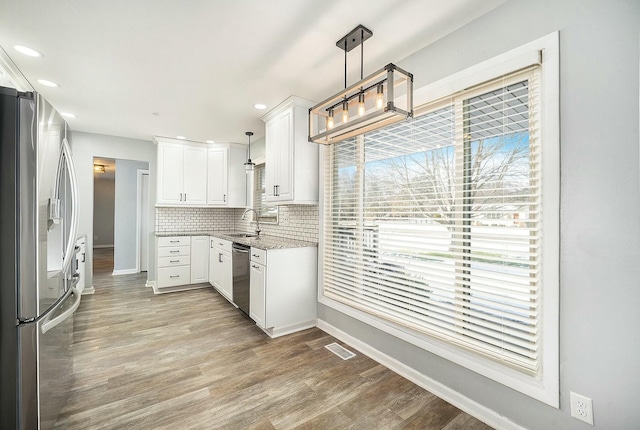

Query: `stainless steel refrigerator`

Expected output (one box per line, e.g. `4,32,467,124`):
0,86,81,429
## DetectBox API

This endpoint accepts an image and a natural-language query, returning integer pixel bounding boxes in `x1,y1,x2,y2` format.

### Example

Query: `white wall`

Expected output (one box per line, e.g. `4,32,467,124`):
93,173,115,247
70,131,156,289
114,159,149,272
318,0,640,429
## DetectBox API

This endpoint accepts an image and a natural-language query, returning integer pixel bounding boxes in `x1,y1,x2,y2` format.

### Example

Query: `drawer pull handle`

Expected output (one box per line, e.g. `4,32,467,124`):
169,250,180,253
252,254,259,257
170,240,179,243
170,275,180,278
170,260,179,263
252,265,260,269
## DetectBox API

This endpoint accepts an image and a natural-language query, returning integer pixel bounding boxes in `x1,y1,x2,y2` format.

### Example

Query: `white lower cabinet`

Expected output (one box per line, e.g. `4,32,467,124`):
156,236,209,290
249,261,266,327
249,246,317,338
209,237,233,302
190,236,209,283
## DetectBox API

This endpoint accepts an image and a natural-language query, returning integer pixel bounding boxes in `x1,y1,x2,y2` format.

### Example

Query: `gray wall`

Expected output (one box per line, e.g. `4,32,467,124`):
70,131,156,290
114,159,149,272
93,173,115,247
317,0,640,429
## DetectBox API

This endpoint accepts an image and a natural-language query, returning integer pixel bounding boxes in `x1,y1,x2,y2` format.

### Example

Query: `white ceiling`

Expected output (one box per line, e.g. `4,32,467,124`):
0,0,506,144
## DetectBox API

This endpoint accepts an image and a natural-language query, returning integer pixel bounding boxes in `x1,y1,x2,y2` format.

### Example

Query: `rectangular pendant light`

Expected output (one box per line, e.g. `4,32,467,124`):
309,63,413,145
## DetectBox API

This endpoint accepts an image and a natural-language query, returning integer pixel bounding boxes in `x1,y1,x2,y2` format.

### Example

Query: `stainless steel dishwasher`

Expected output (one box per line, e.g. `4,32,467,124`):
231,243,250,315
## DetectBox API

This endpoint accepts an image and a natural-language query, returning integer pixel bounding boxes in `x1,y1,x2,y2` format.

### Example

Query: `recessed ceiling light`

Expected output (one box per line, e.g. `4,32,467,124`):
206,140,215,144
61,112,76,118
176,136,186,140
254,103,267,110
37,79,59,87
14,45,43,57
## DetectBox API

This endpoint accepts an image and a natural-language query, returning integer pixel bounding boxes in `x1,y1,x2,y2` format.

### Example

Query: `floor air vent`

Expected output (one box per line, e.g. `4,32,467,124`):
325,342,356,360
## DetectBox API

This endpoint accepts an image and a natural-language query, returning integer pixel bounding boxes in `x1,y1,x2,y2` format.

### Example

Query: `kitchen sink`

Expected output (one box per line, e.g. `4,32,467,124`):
227,233,258,238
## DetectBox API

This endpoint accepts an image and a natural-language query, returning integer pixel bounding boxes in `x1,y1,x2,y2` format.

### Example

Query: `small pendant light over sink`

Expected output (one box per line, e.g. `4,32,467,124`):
244,131,255,172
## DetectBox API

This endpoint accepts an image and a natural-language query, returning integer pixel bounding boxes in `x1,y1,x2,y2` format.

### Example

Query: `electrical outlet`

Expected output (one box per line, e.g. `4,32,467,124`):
570,392,594,425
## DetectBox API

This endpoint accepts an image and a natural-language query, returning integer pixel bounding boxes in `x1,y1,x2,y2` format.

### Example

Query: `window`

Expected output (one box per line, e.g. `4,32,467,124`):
253,163,278,224
320,34,559,406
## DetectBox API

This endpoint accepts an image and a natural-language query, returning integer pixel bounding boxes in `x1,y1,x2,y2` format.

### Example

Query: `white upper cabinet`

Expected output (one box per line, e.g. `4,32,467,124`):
262,96,318,205
157,142,184,205
155,137,246,208
182,145,207,205
156,139,207,205
207,148,227,205
207,146,246,207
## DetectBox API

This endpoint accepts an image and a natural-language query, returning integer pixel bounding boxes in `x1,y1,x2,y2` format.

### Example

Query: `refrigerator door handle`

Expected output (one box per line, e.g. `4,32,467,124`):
40,277,81,334
60,138,79,276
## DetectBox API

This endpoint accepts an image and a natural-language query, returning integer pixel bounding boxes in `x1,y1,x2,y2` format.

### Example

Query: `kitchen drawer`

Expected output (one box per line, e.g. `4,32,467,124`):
158,255,191,268
250,247,267,265
158,236,190,247
158,265,191,287
210,237,232,253
158,245,190,258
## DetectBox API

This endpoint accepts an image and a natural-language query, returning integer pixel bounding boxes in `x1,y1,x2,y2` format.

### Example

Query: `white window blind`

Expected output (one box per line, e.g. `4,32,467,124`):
322,67,543,374
253,164,278,223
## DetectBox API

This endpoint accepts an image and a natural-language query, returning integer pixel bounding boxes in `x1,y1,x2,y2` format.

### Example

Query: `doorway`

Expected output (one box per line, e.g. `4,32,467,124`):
137,169,150,272
93,157,115,275
93,157,150,277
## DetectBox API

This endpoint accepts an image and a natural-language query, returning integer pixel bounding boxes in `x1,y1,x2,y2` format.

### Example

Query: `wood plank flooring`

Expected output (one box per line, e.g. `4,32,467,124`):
55,259,493,429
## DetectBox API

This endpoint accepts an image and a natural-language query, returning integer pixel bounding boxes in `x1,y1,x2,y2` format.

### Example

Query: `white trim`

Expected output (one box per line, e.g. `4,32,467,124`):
145,280,156,289
317,319,527,430
151,282,210,295
0,47,33,91
317,31,560,407
82,286,95,295
136,169,150,274
111,268,138,276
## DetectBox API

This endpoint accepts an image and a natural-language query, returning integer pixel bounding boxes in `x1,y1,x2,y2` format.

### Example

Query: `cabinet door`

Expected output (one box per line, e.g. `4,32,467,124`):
183,146,207,205
190,236,209,284
212,249,233,302
208,239,215,285
219,252,233,300
207,148,228,205
157,143,184,204
249,262,266,328
265,109,292,202
265,118,278,201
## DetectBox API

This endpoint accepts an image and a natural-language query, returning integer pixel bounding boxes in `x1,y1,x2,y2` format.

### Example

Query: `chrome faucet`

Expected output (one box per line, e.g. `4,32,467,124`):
241,209,261,236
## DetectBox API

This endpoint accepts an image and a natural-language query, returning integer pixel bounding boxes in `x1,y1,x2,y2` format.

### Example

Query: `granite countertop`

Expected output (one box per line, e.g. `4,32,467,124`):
155,231,317,250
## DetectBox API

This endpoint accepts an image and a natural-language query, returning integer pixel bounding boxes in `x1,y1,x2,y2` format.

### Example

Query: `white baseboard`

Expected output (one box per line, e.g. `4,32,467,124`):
82,286,95,295
111,268,138,276
316,319,526,430
93,244,114,249
145,280,156,289
152,283,210,295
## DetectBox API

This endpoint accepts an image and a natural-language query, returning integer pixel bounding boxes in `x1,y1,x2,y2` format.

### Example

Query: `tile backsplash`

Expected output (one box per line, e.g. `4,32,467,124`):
155,205,319,243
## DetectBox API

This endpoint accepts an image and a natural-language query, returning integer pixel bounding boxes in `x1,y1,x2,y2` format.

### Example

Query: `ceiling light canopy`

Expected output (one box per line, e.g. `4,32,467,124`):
309,25,413,145
37,79,59,87
14,45,43,57
254,103,267,110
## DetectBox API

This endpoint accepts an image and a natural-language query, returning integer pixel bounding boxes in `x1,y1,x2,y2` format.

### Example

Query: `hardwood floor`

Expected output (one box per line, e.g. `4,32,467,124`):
55,270,493,429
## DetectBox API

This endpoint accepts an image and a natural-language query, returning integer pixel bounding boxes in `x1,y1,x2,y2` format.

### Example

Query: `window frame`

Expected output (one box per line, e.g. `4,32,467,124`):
318,32,559,407
251,159,279,225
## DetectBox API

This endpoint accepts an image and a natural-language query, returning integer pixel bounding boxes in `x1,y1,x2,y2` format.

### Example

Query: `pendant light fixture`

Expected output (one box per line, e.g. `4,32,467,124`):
244,131,255,172
309,24,413,145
